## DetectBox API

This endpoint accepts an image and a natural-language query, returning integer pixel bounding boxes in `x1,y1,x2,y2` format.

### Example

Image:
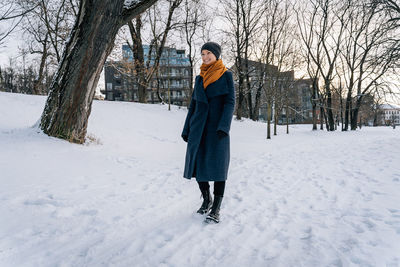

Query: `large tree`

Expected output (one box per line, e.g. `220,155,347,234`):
39,0,157,143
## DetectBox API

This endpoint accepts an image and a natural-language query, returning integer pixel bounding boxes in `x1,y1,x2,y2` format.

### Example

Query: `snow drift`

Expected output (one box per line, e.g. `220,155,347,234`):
0,91,399,266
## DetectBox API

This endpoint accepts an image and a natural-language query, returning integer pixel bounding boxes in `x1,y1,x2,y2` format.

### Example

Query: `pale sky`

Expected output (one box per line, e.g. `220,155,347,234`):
1,1,399,104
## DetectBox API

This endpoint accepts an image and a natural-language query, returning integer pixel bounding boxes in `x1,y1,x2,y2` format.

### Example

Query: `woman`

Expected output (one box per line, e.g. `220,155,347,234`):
181,42,235,224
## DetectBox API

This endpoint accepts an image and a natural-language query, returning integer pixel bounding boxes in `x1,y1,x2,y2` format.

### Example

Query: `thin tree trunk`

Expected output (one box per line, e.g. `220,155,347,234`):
325,83,335,131
324,110,329,130
320,106,324,130
253,83,262,121
349,100,353,128
312,81,318,131
274,107,277,136
286,105,289,134
237,77,244,119
128,18,147,103
351,103,361,130
33,34,49,95
267,101,271,139
156,68,163,103
312,102,317,130
340,95,344,131
235,1,244,120
344,92,351,131
187,49,194,107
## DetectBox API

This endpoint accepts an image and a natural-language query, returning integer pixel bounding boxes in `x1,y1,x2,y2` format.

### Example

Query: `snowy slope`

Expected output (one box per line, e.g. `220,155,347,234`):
0,91,400,267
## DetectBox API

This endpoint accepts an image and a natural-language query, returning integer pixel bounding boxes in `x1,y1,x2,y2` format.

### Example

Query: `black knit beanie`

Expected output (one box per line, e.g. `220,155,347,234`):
201,42,221,59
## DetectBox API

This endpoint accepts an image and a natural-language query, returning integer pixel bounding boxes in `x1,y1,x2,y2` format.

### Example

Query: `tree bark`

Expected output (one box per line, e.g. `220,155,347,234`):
325,81,335,131
311,79,318,131
351,98,363,130
40,0,157,143
128,18,146,103
274,107,277,136
286,105,289,134
253,82,263,121
320,106,324,130
33,33,49,95
267,100,272,139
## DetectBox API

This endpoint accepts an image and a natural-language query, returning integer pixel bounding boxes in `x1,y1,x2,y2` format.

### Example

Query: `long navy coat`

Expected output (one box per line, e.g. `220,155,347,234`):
182,71,235,182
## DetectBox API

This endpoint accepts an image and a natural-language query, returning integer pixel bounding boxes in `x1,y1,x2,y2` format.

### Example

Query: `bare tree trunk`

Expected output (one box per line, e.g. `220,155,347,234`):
320,106,324,130
267,101,272,139
33,33,48,95
286,105,289,134
40,0,157,143
325,82,335,131
274,107,277,135
236,55,245,120
311,79,318,131
128,18,147,102
324,109,329,130
253,82,263,120
351,99,362,130
234,0,244,120
312,103,317,130
156,68,164,103
340,97,344,131
343,85,353,131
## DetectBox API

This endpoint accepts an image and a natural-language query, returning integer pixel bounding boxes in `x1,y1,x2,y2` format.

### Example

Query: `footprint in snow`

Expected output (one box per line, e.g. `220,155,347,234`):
79,209,98,216
336,179,346,187
362,219,376,230
232,193,243,202
388,209,400,218
299,226,312,240
24,195,61,207
115,156,137,168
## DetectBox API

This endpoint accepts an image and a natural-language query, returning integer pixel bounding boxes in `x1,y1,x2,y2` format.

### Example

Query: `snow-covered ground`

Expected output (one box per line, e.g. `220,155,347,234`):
1,91,399,267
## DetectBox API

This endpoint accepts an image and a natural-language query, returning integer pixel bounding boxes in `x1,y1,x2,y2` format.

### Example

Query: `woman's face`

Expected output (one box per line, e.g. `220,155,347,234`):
201,49,217,65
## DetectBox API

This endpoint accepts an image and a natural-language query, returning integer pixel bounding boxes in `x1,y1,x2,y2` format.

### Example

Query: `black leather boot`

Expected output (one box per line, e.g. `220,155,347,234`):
197,187,213,214
205,195,223,223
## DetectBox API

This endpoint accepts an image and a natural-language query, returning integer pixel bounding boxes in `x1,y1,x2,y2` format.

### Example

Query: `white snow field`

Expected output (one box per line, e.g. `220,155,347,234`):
1,91,400,267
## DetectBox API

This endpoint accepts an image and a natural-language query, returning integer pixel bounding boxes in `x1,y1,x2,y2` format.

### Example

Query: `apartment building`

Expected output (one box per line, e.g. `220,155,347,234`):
102,45,191,106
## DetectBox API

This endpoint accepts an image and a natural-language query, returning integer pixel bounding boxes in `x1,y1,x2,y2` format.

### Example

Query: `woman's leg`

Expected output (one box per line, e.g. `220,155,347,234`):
213,181,226,197
205,181,225,223
197,181,210,191
197,181,212,214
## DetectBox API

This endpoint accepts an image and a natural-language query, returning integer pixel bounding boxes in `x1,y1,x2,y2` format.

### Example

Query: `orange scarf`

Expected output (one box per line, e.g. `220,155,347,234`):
200,59,227,89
